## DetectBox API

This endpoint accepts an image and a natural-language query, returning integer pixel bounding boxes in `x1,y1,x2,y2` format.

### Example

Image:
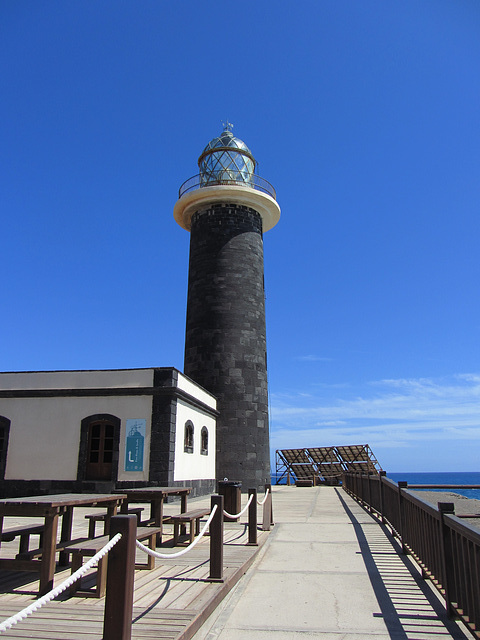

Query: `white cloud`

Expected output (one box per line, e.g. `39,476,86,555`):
269,373,480,471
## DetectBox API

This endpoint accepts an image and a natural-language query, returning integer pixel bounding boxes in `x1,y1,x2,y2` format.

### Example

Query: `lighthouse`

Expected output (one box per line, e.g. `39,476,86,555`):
174,123,280,490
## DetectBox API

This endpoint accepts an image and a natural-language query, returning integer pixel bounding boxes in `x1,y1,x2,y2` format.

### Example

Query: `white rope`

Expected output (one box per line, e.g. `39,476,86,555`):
135,504,217,559
0,533,122,634
223,493,254,519
257,487,270,506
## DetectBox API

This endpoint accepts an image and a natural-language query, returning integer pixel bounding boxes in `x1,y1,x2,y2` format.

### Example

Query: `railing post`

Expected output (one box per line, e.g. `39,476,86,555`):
262,483,274,530
438,502,455,618
379,471,386,523
397,481,408,552
268,483,274,527
247,488,257,545
367,472,372,511
103,515,136,640
360,472,365,505
208,494,224,582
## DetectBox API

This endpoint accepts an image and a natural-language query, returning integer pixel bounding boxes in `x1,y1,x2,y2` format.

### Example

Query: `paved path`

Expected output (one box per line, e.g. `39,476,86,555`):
192,485,471,640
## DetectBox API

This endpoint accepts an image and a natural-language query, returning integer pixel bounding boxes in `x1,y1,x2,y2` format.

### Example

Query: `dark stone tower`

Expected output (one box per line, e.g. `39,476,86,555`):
174,124,280,490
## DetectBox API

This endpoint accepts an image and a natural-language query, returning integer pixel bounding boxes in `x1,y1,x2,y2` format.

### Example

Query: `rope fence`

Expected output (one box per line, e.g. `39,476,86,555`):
0,532,122,635
135,504,217,559
257,487,270,506
223,493,254,519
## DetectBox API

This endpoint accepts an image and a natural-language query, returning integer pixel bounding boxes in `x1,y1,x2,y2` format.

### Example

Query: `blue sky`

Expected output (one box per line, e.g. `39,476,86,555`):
2,1,480,473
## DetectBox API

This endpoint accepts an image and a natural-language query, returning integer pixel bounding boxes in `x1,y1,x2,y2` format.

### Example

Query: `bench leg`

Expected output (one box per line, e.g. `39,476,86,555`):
146,534,155,570
18,532,43,555
135,534,156,570
70,553,107,598
69,554,83,595
88,520,96,539
18,534,30,555
96,556,108,598
173,522,180,546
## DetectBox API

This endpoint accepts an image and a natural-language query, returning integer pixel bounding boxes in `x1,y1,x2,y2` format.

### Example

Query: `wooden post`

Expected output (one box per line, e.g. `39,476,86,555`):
438,502,455,618
208,495,224,582
269,484,274,527
379,471,386,524
367,472,372,511
397,481,408,553
262,484,274,530
247,488,257,546
103,515,136,640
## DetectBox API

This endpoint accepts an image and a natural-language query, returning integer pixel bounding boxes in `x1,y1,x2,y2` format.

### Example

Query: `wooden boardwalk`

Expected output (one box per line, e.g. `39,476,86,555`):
0,500,270,639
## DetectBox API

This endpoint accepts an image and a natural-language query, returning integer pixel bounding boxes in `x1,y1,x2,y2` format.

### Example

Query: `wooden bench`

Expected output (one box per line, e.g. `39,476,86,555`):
295,479,313,487
64,525,163,598
16,536,88,562
170,509,210,546
1,524,44,556
85,507,144,538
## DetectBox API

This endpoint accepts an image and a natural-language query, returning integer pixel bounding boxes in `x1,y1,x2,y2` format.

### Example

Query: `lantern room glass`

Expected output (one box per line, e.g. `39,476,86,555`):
198,125,256,187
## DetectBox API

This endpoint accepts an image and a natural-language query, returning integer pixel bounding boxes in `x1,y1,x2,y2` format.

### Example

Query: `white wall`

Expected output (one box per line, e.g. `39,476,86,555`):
0,395,152,482
174,398,216,481
0,369,154,390
0,368,217,485
177,372,217,411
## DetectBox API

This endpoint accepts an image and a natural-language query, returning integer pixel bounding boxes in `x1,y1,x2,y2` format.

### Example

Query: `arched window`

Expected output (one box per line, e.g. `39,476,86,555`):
201,427,208,455
77,414,120,482
184,421,194,453
0,416,11,480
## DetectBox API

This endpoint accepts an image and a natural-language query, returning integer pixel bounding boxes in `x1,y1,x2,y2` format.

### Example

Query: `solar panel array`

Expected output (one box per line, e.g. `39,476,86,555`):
275,444,382,484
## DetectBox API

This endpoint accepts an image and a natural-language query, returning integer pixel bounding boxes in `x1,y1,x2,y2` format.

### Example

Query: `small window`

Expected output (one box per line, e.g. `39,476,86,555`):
201,427,208,455
184,421,194,453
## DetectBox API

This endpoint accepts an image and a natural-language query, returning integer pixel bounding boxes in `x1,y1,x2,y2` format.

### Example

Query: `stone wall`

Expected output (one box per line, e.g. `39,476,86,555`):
184,203,271,490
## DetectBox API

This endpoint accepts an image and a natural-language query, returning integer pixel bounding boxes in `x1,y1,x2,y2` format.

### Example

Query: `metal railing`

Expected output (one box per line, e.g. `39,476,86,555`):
178,173,277,200
343,472,480,639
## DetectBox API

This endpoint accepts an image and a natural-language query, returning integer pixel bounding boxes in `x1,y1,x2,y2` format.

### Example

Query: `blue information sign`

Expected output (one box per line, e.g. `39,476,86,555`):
125,419,145,472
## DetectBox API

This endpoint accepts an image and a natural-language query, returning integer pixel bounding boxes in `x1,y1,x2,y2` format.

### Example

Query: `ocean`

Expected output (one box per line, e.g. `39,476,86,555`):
388,471,480,500
271,471,480,500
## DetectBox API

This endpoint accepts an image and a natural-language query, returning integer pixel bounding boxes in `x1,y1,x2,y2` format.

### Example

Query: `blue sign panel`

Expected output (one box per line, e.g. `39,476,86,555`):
125,419,146,472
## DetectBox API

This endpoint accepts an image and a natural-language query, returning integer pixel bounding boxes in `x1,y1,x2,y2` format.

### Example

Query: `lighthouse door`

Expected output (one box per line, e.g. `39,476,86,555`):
86,420,114,481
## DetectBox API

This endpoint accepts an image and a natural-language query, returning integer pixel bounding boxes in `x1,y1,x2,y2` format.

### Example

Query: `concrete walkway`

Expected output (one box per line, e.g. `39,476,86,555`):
192,485,471,640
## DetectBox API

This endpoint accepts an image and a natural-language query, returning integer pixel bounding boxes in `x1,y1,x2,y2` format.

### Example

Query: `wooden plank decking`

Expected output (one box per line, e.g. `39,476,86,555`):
0,501,269,639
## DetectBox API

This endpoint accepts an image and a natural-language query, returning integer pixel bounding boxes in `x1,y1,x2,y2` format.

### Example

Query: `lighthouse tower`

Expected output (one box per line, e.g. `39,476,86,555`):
174,124,280,490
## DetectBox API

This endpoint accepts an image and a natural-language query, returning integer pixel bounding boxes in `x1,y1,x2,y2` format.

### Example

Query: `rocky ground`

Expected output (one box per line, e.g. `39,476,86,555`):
410,490,480,532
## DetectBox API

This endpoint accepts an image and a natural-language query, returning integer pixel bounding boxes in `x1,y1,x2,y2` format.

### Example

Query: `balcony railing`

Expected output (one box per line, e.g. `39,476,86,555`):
178,173,276,200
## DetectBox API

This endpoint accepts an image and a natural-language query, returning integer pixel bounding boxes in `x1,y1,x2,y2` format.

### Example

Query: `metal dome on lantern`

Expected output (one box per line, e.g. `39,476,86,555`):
175,122,280,232
198,121,256,187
